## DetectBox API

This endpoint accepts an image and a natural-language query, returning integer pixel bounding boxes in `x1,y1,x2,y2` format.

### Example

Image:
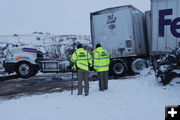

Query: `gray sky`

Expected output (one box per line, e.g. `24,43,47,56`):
0,0,150,35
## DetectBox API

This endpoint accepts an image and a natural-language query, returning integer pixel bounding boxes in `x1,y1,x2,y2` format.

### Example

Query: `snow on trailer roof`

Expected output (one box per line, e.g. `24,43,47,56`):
90,5,144,15
151,0,167,1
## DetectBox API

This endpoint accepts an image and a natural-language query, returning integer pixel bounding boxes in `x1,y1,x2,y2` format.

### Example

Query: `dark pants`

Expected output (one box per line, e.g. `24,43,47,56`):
77,69,89,95
98,71,108,91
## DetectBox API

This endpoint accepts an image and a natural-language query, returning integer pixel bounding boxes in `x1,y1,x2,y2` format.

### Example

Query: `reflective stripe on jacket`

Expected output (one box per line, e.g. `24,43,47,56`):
71,48,92,71
93,47,110,72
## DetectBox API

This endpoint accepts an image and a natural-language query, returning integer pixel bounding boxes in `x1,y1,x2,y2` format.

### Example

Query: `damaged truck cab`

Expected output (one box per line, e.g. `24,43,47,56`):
4,46,70,78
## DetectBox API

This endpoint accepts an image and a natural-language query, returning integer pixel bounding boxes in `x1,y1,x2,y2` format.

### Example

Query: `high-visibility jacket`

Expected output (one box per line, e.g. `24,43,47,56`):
71,48,92,71
93,47,110,72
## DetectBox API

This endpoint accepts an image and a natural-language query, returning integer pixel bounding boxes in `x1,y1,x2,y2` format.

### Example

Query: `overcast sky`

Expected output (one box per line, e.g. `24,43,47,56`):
0,0,150,35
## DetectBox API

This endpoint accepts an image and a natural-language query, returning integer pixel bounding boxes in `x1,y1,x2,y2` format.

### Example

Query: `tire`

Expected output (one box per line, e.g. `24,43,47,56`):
91,75,98,81
131,58,147,74
110,60,127,77
16,62,33,78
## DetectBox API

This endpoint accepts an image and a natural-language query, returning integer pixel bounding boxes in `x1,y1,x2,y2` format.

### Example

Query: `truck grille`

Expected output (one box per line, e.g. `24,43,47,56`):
37,51,43,60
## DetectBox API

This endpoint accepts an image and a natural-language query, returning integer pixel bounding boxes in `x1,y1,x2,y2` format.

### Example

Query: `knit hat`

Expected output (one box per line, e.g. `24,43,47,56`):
96,43,101,48
77,44,83,49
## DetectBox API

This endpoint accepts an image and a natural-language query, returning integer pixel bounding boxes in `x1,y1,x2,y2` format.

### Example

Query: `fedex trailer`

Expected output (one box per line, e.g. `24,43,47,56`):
151,0,180,54
90,5,148,76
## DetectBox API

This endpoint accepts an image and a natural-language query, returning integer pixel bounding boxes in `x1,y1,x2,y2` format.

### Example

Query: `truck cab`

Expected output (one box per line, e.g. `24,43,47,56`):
4,46,70,78
4,46,43,78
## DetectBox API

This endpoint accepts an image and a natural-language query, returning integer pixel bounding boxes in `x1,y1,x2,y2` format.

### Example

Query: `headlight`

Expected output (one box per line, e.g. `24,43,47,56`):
6,58,14,61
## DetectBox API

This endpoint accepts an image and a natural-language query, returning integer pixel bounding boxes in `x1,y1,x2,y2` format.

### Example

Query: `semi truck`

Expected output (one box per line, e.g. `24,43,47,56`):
3,46,70,78
90,5,149,76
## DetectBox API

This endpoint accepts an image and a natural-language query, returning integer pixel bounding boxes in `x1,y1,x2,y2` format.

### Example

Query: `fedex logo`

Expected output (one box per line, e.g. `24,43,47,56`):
159,9,180,37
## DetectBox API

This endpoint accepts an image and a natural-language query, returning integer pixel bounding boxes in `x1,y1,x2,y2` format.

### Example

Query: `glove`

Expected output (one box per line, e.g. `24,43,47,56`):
70,62,76,72
89,65,94,71
71,67,76,72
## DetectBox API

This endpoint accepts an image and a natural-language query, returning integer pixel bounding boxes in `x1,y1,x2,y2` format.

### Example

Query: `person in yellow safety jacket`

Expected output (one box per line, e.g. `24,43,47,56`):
71,44,92,96
93,43,110,91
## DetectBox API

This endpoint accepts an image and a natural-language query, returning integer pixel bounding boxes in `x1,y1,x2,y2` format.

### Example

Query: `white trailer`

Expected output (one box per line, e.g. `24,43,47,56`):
90,5,148,76
151,0,180,55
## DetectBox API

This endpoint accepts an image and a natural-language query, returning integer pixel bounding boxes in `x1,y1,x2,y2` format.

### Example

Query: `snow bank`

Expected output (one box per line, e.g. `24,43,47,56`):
0,70,180,120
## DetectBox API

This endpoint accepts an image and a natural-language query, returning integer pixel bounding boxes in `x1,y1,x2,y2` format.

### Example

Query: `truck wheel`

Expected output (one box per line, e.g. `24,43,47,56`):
110,60,127,77
16,62,33,78
131,58,147,74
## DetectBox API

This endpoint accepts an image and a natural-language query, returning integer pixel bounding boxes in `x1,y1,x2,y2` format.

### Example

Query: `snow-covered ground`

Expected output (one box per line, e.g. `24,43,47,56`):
0,69,180,120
